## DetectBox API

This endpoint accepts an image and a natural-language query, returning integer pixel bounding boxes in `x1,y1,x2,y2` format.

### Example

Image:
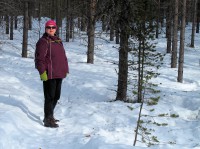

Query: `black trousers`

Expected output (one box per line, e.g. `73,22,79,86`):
43,78,63,119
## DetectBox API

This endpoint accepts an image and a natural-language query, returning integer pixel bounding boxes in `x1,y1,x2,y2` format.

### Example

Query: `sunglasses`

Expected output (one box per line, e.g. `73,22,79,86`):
46,26,56,29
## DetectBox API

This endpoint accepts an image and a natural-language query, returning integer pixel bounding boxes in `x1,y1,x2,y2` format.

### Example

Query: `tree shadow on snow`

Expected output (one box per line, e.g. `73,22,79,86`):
0,95,43,126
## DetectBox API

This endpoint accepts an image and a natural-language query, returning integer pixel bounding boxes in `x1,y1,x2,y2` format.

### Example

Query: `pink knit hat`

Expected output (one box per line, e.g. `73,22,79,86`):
45,20,57,28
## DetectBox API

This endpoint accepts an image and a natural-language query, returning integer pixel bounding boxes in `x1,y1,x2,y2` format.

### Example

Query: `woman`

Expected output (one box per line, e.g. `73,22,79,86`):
35,20,69,128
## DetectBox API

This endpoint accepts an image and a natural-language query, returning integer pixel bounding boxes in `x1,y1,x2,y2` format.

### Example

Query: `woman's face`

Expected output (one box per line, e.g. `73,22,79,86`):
45,25,56,36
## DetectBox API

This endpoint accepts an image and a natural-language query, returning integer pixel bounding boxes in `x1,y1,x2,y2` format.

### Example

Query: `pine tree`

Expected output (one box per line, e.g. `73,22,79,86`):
129,0,162,103
129,0,164,145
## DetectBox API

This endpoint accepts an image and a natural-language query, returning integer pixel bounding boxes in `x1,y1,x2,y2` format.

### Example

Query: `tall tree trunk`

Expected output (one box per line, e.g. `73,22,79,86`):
171,0,178,68
101,16,106,31
78,17,81,29
190,0,197,47
56,0,61,37
87,0,96,64
177,0,186,83
166,0,172,53
186,0,191,25
196,17,199,33
66,16,71,41
137,10,146,103
137,39,142,102
116,1,129,101
14,16,17,30
66,0,70,42
22,1,29,58
110,17,114,41
156,0,160,38
116,27,128,101
81,17,86,31
69,0,74,39
5,15,9,34
10,15,13,40
51,0,55,19
28,2,32,30
70,17,74,39
81,1,87,32
28,16,32,30
38,1,41,39
115,23,120,44
196,0,200,33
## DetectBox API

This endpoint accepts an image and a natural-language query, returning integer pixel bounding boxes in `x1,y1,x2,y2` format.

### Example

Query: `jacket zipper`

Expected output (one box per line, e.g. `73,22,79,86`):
50,39,53,79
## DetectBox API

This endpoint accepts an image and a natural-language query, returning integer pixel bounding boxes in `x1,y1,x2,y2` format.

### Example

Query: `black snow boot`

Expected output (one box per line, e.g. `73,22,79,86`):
52,117,60,122
43,117,59,123
43,117,59,128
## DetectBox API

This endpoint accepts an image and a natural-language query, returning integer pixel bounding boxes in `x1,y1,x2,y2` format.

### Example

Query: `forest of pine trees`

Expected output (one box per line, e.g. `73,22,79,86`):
0,0,199,102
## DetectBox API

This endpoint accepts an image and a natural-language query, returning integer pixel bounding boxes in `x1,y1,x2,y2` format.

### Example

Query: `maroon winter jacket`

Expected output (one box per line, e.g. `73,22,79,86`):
35,33,69,79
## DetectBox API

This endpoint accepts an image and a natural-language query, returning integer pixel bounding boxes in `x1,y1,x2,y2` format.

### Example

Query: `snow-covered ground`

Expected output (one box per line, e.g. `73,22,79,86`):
0,19,200,149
